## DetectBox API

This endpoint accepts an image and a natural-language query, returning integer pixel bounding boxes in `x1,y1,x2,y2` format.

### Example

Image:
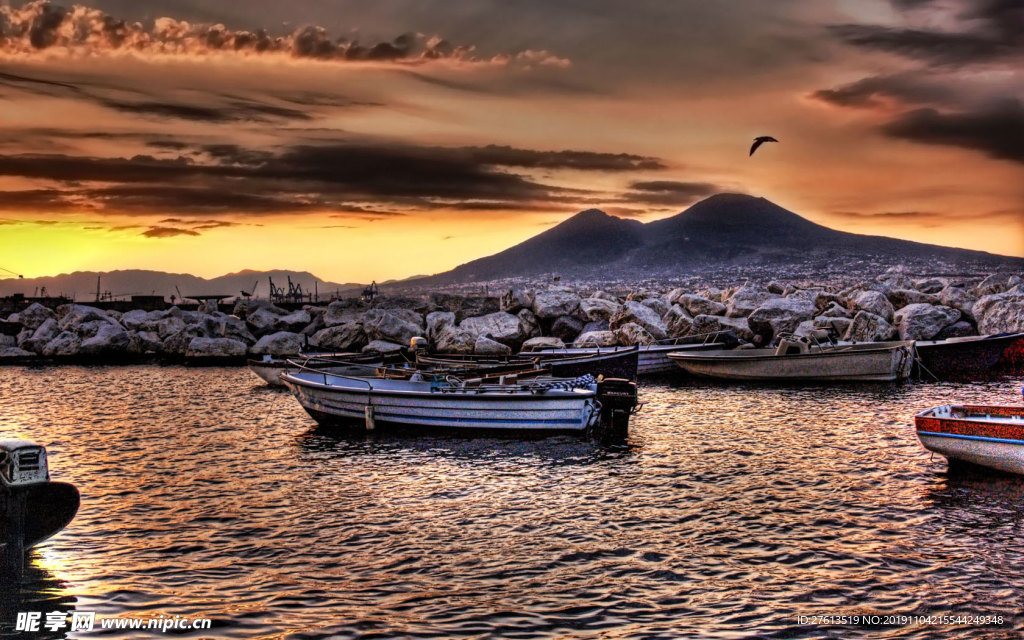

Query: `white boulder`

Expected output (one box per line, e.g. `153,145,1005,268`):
893,303,961,340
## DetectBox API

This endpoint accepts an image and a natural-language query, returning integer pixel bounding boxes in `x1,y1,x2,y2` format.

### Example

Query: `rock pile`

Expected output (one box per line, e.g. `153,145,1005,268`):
1,271,1021,364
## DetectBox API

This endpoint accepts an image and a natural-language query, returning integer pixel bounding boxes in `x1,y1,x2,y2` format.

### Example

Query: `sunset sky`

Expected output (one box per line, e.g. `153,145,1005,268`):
0,0,1021,283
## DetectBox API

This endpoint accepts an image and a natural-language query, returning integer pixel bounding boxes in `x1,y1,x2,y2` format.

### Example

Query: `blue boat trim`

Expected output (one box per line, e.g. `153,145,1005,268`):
918,431,1024,446
312,399,583,426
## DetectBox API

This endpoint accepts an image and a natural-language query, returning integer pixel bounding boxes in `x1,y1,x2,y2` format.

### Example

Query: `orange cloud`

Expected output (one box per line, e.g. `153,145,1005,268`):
0,0,570,68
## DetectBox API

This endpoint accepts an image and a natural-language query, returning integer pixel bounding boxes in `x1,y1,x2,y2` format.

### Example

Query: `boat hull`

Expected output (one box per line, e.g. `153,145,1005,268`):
916,405,1024,475
422,347,639,381
248,352,392,387
282,373,600,434
669,341,913,382
915,333,1024,380
997,334,1024,374
248,360,288,385
0,481,80,549
537,343,723,376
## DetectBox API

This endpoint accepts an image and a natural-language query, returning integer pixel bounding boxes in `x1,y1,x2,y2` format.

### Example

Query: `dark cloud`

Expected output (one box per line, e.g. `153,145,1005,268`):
890,0,936,8
141,226,200,238
0,67,322,124
0,0,567,67
828,24,1010,66
830,0,1024,66
619,180,722,206
960,0,1024,42
0,70,81,95
465,145,665,171
99,98,313,123
0,188,80,211
0,138,663,215
831,210,938,220
190,221,241,230
147,140,191,150
881,100,1024,164
810,74,956,108
831,207,1023,227
274,91,378,108
82,185,335,214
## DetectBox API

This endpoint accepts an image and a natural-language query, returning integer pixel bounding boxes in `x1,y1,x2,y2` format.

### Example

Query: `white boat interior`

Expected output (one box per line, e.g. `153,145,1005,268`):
285,370,595,396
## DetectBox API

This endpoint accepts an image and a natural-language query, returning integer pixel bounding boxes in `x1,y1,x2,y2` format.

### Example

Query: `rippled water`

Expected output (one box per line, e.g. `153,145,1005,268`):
1,365,1023,639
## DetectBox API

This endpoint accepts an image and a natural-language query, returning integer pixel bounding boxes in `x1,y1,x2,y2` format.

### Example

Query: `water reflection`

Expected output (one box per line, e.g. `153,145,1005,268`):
295,424,639,467
0,366,1020,639
0,553,76,640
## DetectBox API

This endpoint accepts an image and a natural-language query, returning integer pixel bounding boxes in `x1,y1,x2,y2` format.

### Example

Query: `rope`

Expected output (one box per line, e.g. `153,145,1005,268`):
911,345,939,382
528,374,596,392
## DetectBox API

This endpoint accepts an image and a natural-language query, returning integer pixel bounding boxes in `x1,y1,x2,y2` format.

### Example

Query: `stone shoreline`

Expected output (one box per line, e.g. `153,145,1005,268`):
1,271,1021,365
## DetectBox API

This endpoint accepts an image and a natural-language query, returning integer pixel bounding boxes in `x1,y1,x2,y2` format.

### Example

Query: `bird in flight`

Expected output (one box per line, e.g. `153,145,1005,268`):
749,136,778,156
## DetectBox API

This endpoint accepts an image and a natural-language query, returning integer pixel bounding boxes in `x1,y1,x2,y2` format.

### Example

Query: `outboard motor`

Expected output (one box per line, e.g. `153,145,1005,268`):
409,336,428,355
0,439,49,486
593,378,639,442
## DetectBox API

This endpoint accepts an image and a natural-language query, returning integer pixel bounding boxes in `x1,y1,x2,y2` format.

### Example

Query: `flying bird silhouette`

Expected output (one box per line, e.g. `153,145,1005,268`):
749,136,778,156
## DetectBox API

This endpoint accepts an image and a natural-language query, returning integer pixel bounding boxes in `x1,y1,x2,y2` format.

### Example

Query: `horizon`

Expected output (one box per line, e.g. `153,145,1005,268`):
1,191,1021,284
0,0,1021,282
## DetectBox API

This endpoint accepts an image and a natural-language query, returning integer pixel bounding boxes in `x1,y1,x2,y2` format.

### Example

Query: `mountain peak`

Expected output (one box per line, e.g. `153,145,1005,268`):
416,192,1022,285
574,208,612,218
561,208,616,225
698,192,761,205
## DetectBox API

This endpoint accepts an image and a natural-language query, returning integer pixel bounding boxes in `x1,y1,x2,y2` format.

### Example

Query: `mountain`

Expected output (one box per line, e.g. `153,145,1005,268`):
416,193,1023,285
0,269,364,301
423,209,645,284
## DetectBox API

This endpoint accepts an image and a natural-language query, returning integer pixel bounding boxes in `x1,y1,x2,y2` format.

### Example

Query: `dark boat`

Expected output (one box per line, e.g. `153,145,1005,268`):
532,332,739,376
417,346,639,381
18,481,80,548
996,333,1024,374
914,333,1024,380
0,439,80,569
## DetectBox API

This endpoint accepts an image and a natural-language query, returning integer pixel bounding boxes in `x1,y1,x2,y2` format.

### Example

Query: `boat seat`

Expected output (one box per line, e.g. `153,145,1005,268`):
775,337,808,356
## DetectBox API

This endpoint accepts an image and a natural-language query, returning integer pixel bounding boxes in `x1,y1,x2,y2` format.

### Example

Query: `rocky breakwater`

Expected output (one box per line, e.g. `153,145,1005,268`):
1,272,1021,365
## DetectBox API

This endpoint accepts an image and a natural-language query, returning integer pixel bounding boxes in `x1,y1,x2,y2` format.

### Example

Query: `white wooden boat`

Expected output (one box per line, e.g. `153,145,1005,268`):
916,404,1024,475
281,369,638,437
535,342,727,376
668,339,914,382
248,355,293,386
248,352,393,386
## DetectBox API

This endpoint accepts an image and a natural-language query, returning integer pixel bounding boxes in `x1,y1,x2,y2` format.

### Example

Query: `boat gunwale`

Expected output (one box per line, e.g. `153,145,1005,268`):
538,343,722,355
281,371,596,401
420,345,639,366
914,332,1024,349
668,341,913,363
915,404,1024,421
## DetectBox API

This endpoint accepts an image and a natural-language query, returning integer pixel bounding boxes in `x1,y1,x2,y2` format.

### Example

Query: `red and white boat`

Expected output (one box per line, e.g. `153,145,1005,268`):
916,403,1024,474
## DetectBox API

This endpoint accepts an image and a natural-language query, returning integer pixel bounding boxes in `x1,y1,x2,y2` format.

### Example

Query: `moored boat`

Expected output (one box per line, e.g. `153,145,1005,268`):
248,351,403,386
914,333,1024,380
281,367,638,439
996,333,1024,374
668,338,914,382
536,335,734,376
0,439,80,571
418,346,639,381
916,404,1024,475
